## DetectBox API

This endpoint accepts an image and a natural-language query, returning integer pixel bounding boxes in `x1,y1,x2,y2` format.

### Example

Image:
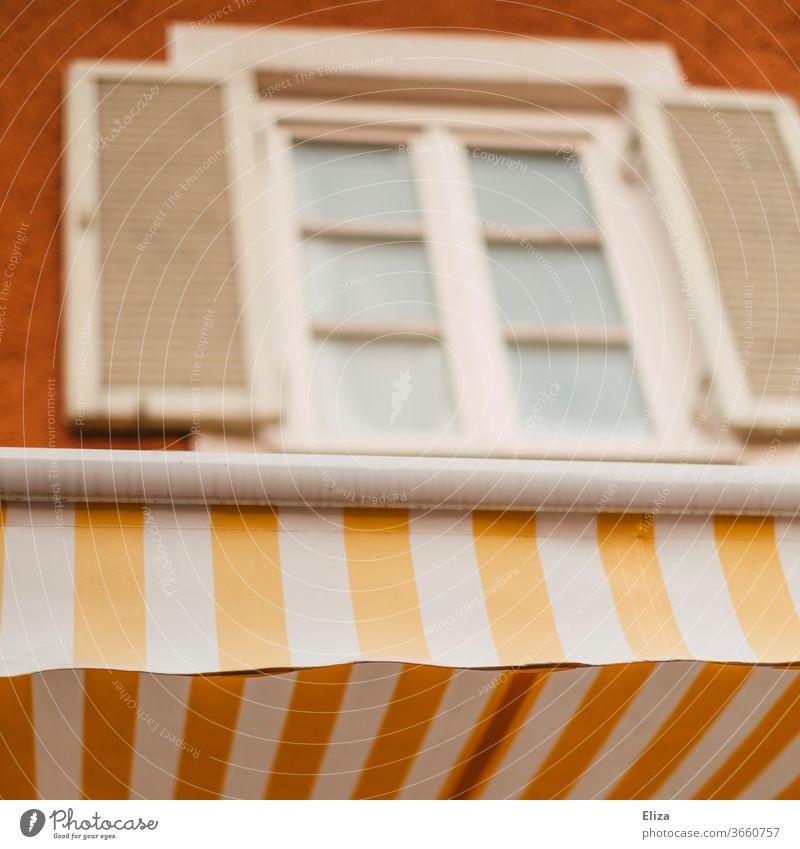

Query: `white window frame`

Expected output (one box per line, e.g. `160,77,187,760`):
167,25,684,96
252,98,701,459
166,26,738,460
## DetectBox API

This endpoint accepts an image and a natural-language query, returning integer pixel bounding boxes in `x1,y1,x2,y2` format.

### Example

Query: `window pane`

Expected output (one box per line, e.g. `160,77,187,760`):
510,345,647,436
315,338,453,432
304,238,437,322
469,150,595,229
293,142,419,222
488,245,622,326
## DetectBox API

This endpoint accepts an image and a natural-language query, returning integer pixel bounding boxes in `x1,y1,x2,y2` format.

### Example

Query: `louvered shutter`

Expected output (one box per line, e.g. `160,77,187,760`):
632,90,800,431
63,62,275,429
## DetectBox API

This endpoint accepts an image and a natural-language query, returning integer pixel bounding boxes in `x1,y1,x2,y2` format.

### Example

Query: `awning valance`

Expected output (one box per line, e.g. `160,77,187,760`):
2,661,799,800
2,500,800,676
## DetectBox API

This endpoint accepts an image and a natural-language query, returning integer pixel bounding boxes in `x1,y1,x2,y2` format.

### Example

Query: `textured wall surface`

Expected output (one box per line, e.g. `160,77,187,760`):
1,0,798,448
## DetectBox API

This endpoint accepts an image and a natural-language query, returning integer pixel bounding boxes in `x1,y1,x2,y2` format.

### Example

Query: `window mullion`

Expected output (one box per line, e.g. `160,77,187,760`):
410,125,518,447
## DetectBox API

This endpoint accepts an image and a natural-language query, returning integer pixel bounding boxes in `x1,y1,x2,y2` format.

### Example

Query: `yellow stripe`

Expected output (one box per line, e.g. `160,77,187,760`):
714,516,800,661
353,664,451,799
210,507,290,670
342,509,429,660
597,514,689,659
522,663,654,799
442,669,547,799
471,512,564,665
74,504,146,668
82,669,139,799
174,675,244,799
694,675,800,799
265,664,352,799
609,663,751,799
0,674,36,798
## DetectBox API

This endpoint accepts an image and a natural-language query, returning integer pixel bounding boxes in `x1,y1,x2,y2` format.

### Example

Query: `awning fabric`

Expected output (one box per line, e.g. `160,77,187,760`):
3,499,800,799
2,503,800,676
2,662,800,800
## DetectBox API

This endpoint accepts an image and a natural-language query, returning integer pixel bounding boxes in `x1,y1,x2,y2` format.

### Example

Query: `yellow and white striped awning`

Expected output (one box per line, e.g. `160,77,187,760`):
2,503,800,676
3,447,800,800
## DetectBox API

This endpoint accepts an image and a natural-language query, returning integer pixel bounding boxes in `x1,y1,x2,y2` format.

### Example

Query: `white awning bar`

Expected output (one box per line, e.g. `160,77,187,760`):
0,447,798,516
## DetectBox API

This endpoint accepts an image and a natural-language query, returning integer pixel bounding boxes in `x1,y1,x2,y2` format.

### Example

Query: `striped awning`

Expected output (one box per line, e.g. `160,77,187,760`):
2,661,799,800
2,502,800,676
3,494,800,799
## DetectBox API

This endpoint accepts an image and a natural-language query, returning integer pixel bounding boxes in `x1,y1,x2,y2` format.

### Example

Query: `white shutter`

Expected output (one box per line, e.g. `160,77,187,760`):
63,62,277,430
632,89,800,431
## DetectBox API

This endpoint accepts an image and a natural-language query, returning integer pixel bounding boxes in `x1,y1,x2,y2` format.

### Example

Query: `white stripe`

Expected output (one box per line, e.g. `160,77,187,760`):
129,674,191,799
773,518,800,616
536,513,633,665
656,516,757,662
409,512,498,667
32,669,84,799
738,731,800,799
0,503,75,675
312,662,399,799
480,667,599,799
278,509,360,667
399,668,497,799
655,666,793,799
222,673,297,799
143,506,218,673
568,661,702,799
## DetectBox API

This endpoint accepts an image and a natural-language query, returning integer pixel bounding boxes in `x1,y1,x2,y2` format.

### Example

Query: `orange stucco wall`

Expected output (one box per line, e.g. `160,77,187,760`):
1,0,797,449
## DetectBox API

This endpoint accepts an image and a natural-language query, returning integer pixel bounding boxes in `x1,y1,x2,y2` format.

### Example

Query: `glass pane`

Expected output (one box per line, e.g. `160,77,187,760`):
510,345,647,436
488,245,622,326
469,150,595,229
314,338,454,432
293,142,419,222
304,238,437,322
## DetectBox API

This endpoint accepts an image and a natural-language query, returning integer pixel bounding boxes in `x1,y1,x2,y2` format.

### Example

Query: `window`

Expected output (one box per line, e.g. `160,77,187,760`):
260,102,658,455
69,54,757,458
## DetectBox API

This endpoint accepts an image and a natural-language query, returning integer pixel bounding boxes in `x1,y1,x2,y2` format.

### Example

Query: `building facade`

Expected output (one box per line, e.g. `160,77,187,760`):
1,1,800,802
